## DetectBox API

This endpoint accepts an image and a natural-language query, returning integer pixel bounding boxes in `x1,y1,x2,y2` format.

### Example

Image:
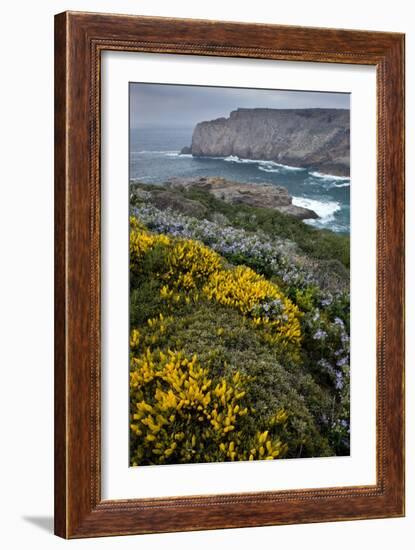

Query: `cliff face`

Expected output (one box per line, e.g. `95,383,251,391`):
184,108,350,177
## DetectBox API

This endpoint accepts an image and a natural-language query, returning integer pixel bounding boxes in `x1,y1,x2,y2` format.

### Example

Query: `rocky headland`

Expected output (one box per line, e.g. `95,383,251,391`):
160,176,318,220
181,108,350,177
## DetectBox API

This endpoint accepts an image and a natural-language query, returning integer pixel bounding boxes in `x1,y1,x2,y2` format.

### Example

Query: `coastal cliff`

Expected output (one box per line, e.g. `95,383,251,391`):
181,108,350,177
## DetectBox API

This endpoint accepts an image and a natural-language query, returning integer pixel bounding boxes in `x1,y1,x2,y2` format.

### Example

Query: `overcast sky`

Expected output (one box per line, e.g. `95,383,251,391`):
130,83,350,129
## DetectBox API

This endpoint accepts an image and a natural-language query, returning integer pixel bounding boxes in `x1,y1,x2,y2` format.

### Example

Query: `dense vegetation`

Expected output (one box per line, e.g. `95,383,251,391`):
129,183,350,466
131,183,350,269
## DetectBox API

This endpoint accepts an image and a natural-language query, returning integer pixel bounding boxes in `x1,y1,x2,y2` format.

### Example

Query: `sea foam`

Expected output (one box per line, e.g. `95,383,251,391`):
292,196,341,223
223,155,306,172
309,171,350,182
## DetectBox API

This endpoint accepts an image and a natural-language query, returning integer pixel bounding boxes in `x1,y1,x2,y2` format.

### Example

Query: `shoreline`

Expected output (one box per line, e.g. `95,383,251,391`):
130,178,350,235
132,148,350,180
130,152,350,233
183,152,350,180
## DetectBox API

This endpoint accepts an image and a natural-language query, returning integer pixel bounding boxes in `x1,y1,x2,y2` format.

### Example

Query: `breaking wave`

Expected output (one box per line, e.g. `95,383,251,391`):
292,196,341,226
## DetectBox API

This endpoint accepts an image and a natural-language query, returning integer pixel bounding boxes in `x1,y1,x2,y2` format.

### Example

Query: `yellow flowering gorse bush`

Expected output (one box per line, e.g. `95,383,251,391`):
130,225,170,275
165,239,222,290
129,220,301,352
130,345,288,465
128,219,300,465
203,265,301,347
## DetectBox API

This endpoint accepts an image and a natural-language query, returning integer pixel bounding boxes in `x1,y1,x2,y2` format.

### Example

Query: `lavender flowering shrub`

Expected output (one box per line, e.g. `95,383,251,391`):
133,202,319,289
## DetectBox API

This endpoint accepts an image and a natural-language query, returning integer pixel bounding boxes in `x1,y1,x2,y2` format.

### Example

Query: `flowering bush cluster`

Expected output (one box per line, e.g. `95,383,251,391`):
203,266,301,350
302,303,350,450
130,219,302,356
129,184,351,463
130,335,288,465
132,202,317,289
131,202,349,401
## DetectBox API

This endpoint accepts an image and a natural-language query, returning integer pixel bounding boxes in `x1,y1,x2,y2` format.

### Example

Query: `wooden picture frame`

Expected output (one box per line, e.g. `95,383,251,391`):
54,11,405,538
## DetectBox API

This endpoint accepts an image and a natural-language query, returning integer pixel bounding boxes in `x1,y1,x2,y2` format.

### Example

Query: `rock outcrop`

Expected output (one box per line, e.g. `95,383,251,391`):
181,108,350,177
165,176,318,220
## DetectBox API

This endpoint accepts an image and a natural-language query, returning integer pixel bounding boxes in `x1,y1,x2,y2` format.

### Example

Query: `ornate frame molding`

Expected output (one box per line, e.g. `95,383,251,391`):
55,11,405,538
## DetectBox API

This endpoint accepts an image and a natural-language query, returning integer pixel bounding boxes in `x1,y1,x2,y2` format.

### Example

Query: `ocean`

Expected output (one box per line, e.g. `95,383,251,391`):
130,126,350,234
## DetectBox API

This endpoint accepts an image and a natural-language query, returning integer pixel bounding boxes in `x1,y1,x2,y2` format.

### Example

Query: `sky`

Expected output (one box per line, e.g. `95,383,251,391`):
130,83,350,129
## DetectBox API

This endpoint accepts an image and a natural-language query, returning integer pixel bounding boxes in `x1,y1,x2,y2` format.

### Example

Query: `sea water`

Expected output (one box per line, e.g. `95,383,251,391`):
130,126,350,234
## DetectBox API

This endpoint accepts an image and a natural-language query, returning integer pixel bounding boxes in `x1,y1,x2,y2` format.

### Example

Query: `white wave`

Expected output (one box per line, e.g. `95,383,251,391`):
165,151,191,157
331,181,350,188
223,155,269,166
131,150,196,159
258,166,280,173
309,171,350,182
131,150,180,156
306,177,350,190
292,196,341,223
259,162,305,173
222,155,306,172
272,163,306,171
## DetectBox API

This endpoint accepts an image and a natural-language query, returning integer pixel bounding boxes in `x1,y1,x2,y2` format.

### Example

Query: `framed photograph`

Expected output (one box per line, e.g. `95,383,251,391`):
54,11,405,538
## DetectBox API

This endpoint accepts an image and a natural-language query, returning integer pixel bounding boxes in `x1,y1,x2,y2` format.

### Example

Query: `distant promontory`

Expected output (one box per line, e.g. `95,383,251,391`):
181,108,350,177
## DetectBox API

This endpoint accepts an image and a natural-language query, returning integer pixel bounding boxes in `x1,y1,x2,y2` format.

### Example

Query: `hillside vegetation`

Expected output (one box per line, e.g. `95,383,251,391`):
129,182,350,466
